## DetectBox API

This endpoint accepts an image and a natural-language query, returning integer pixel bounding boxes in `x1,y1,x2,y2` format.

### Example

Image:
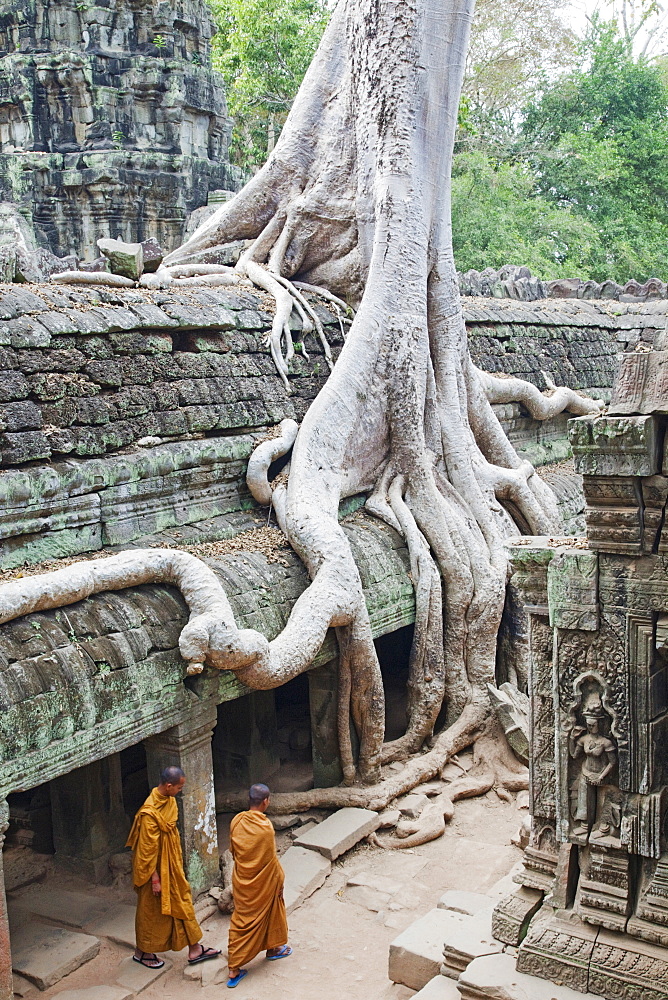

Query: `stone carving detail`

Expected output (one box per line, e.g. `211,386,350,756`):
528,617,556,822
567,676,621,846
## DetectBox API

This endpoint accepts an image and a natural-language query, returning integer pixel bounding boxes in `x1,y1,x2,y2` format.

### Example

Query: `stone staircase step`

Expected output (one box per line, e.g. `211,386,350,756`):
12,887,111,929
293,807,380,860
115,955,172,994
389,908,468,991
280,846,331,913
457,954,602,999
441,907,502,979
85,903,136,948
11,921,100,990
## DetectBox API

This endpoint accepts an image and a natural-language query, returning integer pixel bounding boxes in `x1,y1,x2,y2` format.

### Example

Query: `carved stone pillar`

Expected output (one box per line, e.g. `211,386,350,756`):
0,799,13,1000
308,658,343,788
144,705,219,895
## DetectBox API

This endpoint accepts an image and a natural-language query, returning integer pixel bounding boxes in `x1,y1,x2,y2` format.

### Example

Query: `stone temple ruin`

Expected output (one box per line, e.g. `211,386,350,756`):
2,5,668,998
0,0,241,260
1,270,668,997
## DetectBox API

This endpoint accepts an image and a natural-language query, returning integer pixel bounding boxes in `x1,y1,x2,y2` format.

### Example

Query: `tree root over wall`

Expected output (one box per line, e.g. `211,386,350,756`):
0,0,601,824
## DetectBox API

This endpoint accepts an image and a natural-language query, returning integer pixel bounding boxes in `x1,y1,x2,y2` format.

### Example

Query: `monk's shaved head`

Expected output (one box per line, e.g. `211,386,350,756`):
249,783,270,805
160,765,185,786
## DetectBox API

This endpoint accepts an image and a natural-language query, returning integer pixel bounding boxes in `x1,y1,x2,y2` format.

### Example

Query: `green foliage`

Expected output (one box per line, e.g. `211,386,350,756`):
518,20,668,280
451,152,605,277
209,0,329,170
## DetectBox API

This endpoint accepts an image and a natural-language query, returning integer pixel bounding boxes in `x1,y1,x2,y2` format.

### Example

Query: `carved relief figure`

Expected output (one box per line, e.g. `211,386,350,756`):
568,679,620,843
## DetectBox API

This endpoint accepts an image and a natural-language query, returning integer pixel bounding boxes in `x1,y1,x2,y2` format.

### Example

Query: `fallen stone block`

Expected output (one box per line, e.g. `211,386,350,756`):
389,908,467,991
98,237,144,280
85,903,136,947
281,845,331,913
11,922,100,990
441,907,502,979
414,975,461,999
16,887,111,929
378,809,401,828
79,257,109,272
345,884,391,912
294,807,380,860
115,955,171,993
438,890,495,916
397,793,430,818
458,953,602,1000
53,987,133,1000
140,238,164,273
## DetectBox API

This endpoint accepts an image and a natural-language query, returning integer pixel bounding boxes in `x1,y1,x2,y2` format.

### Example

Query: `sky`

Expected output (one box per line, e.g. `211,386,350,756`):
563,0,668,56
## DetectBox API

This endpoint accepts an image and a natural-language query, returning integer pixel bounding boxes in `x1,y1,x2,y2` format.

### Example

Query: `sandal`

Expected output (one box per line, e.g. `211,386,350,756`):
267,944,293,961
188,944,221,965
133,952,165,969
227,969,248,987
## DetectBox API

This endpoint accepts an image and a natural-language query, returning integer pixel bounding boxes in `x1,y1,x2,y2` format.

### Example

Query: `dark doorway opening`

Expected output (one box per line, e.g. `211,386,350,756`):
375,623,414,741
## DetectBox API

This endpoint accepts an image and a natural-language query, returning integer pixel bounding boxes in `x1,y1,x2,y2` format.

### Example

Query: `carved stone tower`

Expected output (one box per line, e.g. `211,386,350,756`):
0,0,241,256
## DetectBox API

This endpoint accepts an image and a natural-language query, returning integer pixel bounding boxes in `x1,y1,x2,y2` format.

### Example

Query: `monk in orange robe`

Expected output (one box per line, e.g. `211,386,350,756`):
227,783,292,988
126,765,220,969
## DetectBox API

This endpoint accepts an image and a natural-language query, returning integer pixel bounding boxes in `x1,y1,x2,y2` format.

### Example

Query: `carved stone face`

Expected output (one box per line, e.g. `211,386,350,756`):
584,714,600,734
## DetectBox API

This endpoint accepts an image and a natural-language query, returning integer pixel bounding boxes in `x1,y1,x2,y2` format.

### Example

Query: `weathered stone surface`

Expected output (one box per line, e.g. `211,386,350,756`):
486,683,529,765
396,793,430,818
458,953,602,1000
569,413,660,476
413,975,461,999
516,915,598,992
0,0,241,259
441,907,502,979
437,890,494,916
115,955,171,993
54,988,133,1000
11,922,100,989
547,549,599,631
491,887,543,946
610,350,668,415
85,904,136,947
294,807,381,860
389,909,466,991
98,239,144,281
347,871,404,896
12,887,110,929
589,927,668,1000
280,846,332,913
140,239,164,273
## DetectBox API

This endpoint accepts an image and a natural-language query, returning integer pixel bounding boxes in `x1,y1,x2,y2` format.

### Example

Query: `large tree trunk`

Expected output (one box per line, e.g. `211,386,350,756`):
0,0,600,808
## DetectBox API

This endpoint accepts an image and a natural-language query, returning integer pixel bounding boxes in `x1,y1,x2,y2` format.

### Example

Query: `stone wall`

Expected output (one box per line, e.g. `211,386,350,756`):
0,286,632,568
0,0,241,257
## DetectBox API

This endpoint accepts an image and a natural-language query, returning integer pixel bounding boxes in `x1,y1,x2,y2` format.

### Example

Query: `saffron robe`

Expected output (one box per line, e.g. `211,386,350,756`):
227,810,288,968
126,788,202,953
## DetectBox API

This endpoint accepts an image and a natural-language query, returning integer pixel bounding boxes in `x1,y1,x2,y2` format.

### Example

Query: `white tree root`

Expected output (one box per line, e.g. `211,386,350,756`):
477,368,604,419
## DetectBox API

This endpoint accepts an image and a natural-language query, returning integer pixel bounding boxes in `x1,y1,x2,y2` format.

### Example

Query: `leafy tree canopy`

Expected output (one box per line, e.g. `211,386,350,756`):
210,0,329,170
208,1,668,283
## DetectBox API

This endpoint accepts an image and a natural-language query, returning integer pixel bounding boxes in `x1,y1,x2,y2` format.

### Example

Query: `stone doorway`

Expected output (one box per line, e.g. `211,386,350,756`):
375,623,414,741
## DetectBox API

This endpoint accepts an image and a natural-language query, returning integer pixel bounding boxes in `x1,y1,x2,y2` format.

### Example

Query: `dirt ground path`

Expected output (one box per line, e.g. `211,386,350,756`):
30,788,522,1000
